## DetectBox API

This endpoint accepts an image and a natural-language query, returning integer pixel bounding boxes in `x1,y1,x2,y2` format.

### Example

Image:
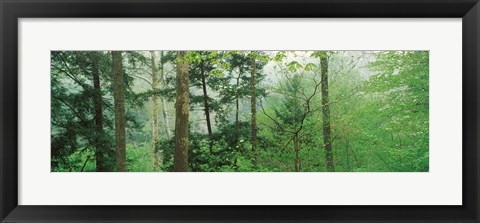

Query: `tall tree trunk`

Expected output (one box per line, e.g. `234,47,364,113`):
250,58,258,169
92,54,106,172
159,51,171,138
233,67,243,172
173,51,189,172
235,67,242,126
321,53,335,172
150,51,160,171
200,63,213,153
112,51,127,172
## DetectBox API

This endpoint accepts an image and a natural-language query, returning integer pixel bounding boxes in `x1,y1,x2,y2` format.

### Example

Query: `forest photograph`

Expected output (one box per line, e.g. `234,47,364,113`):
51,50,429,172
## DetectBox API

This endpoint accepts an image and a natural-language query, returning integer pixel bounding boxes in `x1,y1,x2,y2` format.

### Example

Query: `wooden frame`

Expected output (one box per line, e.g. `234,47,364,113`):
1,0,479,222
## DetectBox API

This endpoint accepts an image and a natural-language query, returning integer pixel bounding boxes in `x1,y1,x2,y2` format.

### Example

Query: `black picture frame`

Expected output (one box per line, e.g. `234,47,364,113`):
1,0,479,222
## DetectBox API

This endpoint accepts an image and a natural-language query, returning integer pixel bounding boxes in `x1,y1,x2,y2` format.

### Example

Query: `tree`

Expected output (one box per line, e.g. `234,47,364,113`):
260,54,323,172
159,51,172,138
224,52,251,126
112,51,127,172
261,75,304,171
189,52,215,152
150,51,161,170
91,52,108,172
362,51,429,171
187,51,230,155
51,50,429,173
320,52,335,172
218,52,254,170
247,51,268,170
200,61,213,140
51,51,116,172
173,51,190,172
250,57,258,169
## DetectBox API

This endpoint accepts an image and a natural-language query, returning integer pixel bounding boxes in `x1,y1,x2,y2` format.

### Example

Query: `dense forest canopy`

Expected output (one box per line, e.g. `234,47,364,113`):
51,50,429,172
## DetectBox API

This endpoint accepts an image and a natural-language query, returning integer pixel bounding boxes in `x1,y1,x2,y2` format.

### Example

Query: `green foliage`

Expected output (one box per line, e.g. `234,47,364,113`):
52,148,96,172
51,51,116,171
53,144,156,172
52,50,429,172
126,144,155,172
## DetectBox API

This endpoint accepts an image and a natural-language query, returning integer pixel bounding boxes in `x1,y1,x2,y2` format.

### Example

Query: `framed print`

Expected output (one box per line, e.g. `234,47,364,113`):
1,0,479,222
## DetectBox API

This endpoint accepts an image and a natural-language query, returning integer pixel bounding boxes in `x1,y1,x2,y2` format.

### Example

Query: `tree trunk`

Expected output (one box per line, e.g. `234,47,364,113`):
321,53,335,172
235,67,242,125
173,51,189,172
250,58,258,169
233,67,243,172
150,51,160,171
159,51,171,138
200,62,214,152
92,54,107,172
112,51,127,172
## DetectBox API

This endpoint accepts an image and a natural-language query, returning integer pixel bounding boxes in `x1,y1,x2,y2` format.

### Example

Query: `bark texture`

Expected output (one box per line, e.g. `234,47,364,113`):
150,51,160,171
200,63,214,152
250,58,258,169
321,53,335,172
92,54,107,172
112,51,127,172
235,67,243,125
173,51,189,172
159,51,171,138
